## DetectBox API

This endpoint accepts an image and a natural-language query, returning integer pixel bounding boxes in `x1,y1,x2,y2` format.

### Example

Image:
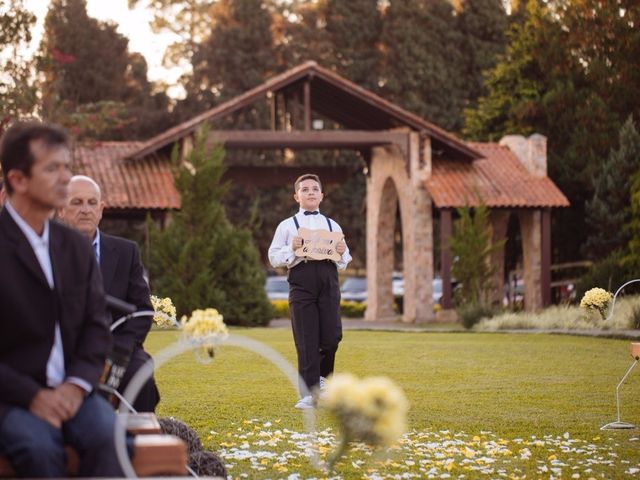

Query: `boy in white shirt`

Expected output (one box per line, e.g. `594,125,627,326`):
268,174,352,409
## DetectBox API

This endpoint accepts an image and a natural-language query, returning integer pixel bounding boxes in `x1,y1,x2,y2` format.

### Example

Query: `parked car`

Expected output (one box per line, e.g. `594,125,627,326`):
342,274,447,307
392,272,404,297
340,276,368,303
432,277,443,305
265,275,289,300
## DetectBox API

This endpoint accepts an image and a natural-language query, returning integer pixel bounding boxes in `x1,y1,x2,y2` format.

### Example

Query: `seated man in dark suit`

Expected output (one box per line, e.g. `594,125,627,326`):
59,175,160,412
0,122,124,477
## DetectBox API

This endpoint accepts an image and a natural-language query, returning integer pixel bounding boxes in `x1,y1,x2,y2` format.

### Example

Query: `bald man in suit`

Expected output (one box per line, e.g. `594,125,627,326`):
59,175,160,413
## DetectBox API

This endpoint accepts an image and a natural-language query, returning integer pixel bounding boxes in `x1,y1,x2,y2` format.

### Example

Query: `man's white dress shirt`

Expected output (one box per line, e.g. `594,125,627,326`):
5,201,91,392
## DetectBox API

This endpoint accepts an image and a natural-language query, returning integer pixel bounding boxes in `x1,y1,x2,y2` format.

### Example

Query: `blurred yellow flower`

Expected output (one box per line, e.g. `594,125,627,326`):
150,295,177,327
580,287,613,320
321,373,409,471
181,308,229,356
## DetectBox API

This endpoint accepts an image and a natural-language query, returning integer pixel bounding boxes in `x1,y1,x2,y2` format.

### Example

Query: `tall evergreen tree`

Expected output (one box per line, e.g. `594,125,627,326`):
148,127,272,326
39,0,171,140
0,0,38,130
381,0,466,131
187,0,277,108
279,0,334,68
128,0,214,73
455,0,508,110
585,116,640,260
323,0,382,91
40,0,130,110
464,0,639,263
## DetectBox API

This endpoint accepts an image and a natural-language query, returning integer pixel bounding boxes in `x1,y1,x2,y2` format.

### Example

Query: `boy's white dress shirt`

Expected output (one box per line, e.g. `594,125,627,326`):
268,208,352,270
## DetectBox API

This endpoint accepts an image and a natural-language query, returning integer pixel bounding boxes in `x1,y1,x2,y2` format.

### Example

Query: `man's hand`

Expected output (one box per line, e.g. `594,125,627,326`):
29,389,67,428
292,235,304,250
29,383,86,428
336,239,347,255
55,382,85,419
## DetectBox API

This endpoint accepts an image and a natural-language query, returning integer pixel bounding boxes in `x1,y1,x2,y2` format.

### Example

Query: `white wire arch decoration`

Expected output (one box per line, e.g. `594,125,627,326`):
111,311,319,478
605,278,640,322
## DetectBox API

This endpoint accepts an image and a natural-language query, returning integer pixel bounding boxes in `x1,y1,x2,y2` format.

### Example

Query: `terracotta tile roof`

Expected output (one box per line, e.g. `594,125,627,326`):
128,61,481,161
426,142,570,208
73,142,180,210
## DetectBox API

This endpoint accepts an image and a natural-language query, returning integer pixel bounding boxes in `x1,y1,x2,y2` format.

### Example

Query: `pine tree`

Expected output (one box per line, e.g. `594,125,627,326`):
40,0,130,109
323,0,382,91
148,127,272,326
128,0,214,72
463,0,640,264
449,203,504,306
187,0,277,107
39,0,171,140
0,0,38,131
455,0,508,110
585,116,640,260
381,0,466,131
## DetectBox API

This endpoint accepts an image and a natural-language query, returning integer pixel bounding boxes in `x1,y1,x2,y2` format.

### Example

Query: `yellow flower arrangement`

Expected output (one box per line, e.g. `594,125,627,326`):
580,287,613,320
181,308,229,357
320,373,409,470
150,295,177,327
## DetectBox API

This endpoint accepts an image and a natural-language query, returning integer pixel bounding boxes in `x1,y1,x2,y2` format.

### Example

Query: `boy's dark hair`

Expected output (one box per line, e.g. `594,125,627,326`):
294,173,322,192
0,121,68,194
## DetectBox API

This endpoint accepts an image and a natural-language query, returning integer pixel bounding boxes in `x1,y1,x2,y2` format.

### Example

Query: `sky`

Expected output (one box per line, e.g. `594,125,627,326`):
23,0,184,96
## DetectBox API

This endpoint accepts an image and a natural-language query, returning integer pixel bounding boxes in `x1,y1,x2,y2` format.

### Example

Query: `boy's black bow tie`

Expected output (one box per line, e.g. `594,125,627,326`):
303,211,319,216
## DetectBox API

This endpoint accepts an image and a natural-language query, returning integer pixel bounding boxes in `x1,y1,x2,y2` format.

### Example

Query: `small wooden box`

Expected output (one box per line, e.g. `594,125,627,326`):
133,434,187,477
118,412,162,435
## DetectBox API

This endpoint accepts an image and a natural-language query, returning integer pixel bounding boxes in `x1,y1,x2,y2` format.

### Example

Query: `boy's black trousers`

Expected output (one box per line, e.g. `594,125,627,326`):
288,260,342,394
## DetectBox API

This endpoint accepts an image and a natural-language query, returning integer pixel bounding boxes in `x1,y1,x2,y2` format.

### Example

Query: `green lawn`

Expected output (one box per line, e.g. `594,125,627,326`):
145,328,640,479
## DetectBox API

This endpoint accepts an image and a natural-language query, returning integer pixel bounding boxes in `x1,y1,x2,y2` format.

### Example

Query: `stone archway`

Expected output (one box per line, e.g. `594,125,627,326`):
366,176,400,319
365,132,434,323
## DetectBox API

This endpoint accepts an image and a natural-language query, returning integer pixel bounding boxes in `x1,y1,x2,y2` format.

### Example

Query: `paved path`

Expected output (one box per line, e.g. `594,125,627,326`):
268,318,640,339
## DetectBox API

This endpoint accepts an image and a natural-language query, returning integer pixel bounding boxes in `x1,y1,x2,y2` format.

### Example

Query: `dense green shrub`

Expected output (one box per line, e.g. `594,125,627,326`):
575,251,637,302
270,300,290,318
148,126,272,327
457,303,495,329
269,300,366,319
340,301,366,318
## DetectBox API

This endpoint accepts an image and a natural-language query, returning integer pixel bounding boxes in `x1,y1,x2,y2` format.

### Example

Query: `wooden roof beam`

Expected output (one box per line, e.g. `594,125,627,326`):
205,130,409,157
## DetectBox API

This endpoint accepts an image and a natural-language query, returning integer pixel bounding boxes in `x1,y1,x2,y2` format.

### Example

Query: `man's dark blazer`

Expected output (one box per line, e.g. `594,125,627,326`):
99,232,159,411
0,208,112,421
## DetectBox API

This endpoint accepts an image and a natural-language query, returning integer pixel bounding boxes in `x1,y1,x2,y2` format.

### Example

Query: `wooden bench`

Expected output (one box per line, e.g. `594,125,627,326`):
0,413,187,477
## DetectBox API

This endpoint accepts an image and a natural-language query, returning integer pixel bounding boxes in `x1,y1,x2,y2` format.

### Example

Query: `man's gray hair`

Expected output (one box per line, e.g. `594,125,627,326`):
69,175,102,198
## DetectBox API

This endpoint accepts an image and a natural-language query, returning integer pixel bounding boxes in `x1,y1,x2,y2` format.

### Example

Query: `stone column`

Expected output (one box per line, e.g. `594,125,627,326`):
402,132,433,323
519,209,543,311
488,210,510,306
365,130,434,323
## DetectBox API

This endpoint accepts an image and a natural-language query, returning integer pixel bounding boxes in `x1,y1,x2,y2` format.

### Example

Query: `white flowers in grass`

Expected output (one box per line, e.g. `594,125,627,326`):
320,373,409,470
150,295,177,327
181,308,229,357
580,287,613,320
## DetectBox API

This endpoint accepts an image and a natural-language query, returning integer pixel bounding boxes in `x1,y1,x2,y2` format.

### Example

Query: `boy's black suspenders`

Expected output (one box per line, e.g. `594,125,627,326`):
292,215,333,231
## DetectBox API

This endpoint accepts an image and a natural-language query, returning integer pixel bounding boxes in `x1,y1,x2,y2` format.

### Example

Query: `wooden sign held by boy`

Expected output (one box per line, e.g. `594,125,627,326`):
294,227,344,262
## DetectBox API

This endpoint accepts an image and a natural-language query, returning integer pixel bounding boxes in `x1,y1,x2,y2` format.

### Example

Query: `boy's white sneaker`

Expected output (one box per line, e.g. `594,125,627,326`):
295,395,315,410
319,376,327,391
